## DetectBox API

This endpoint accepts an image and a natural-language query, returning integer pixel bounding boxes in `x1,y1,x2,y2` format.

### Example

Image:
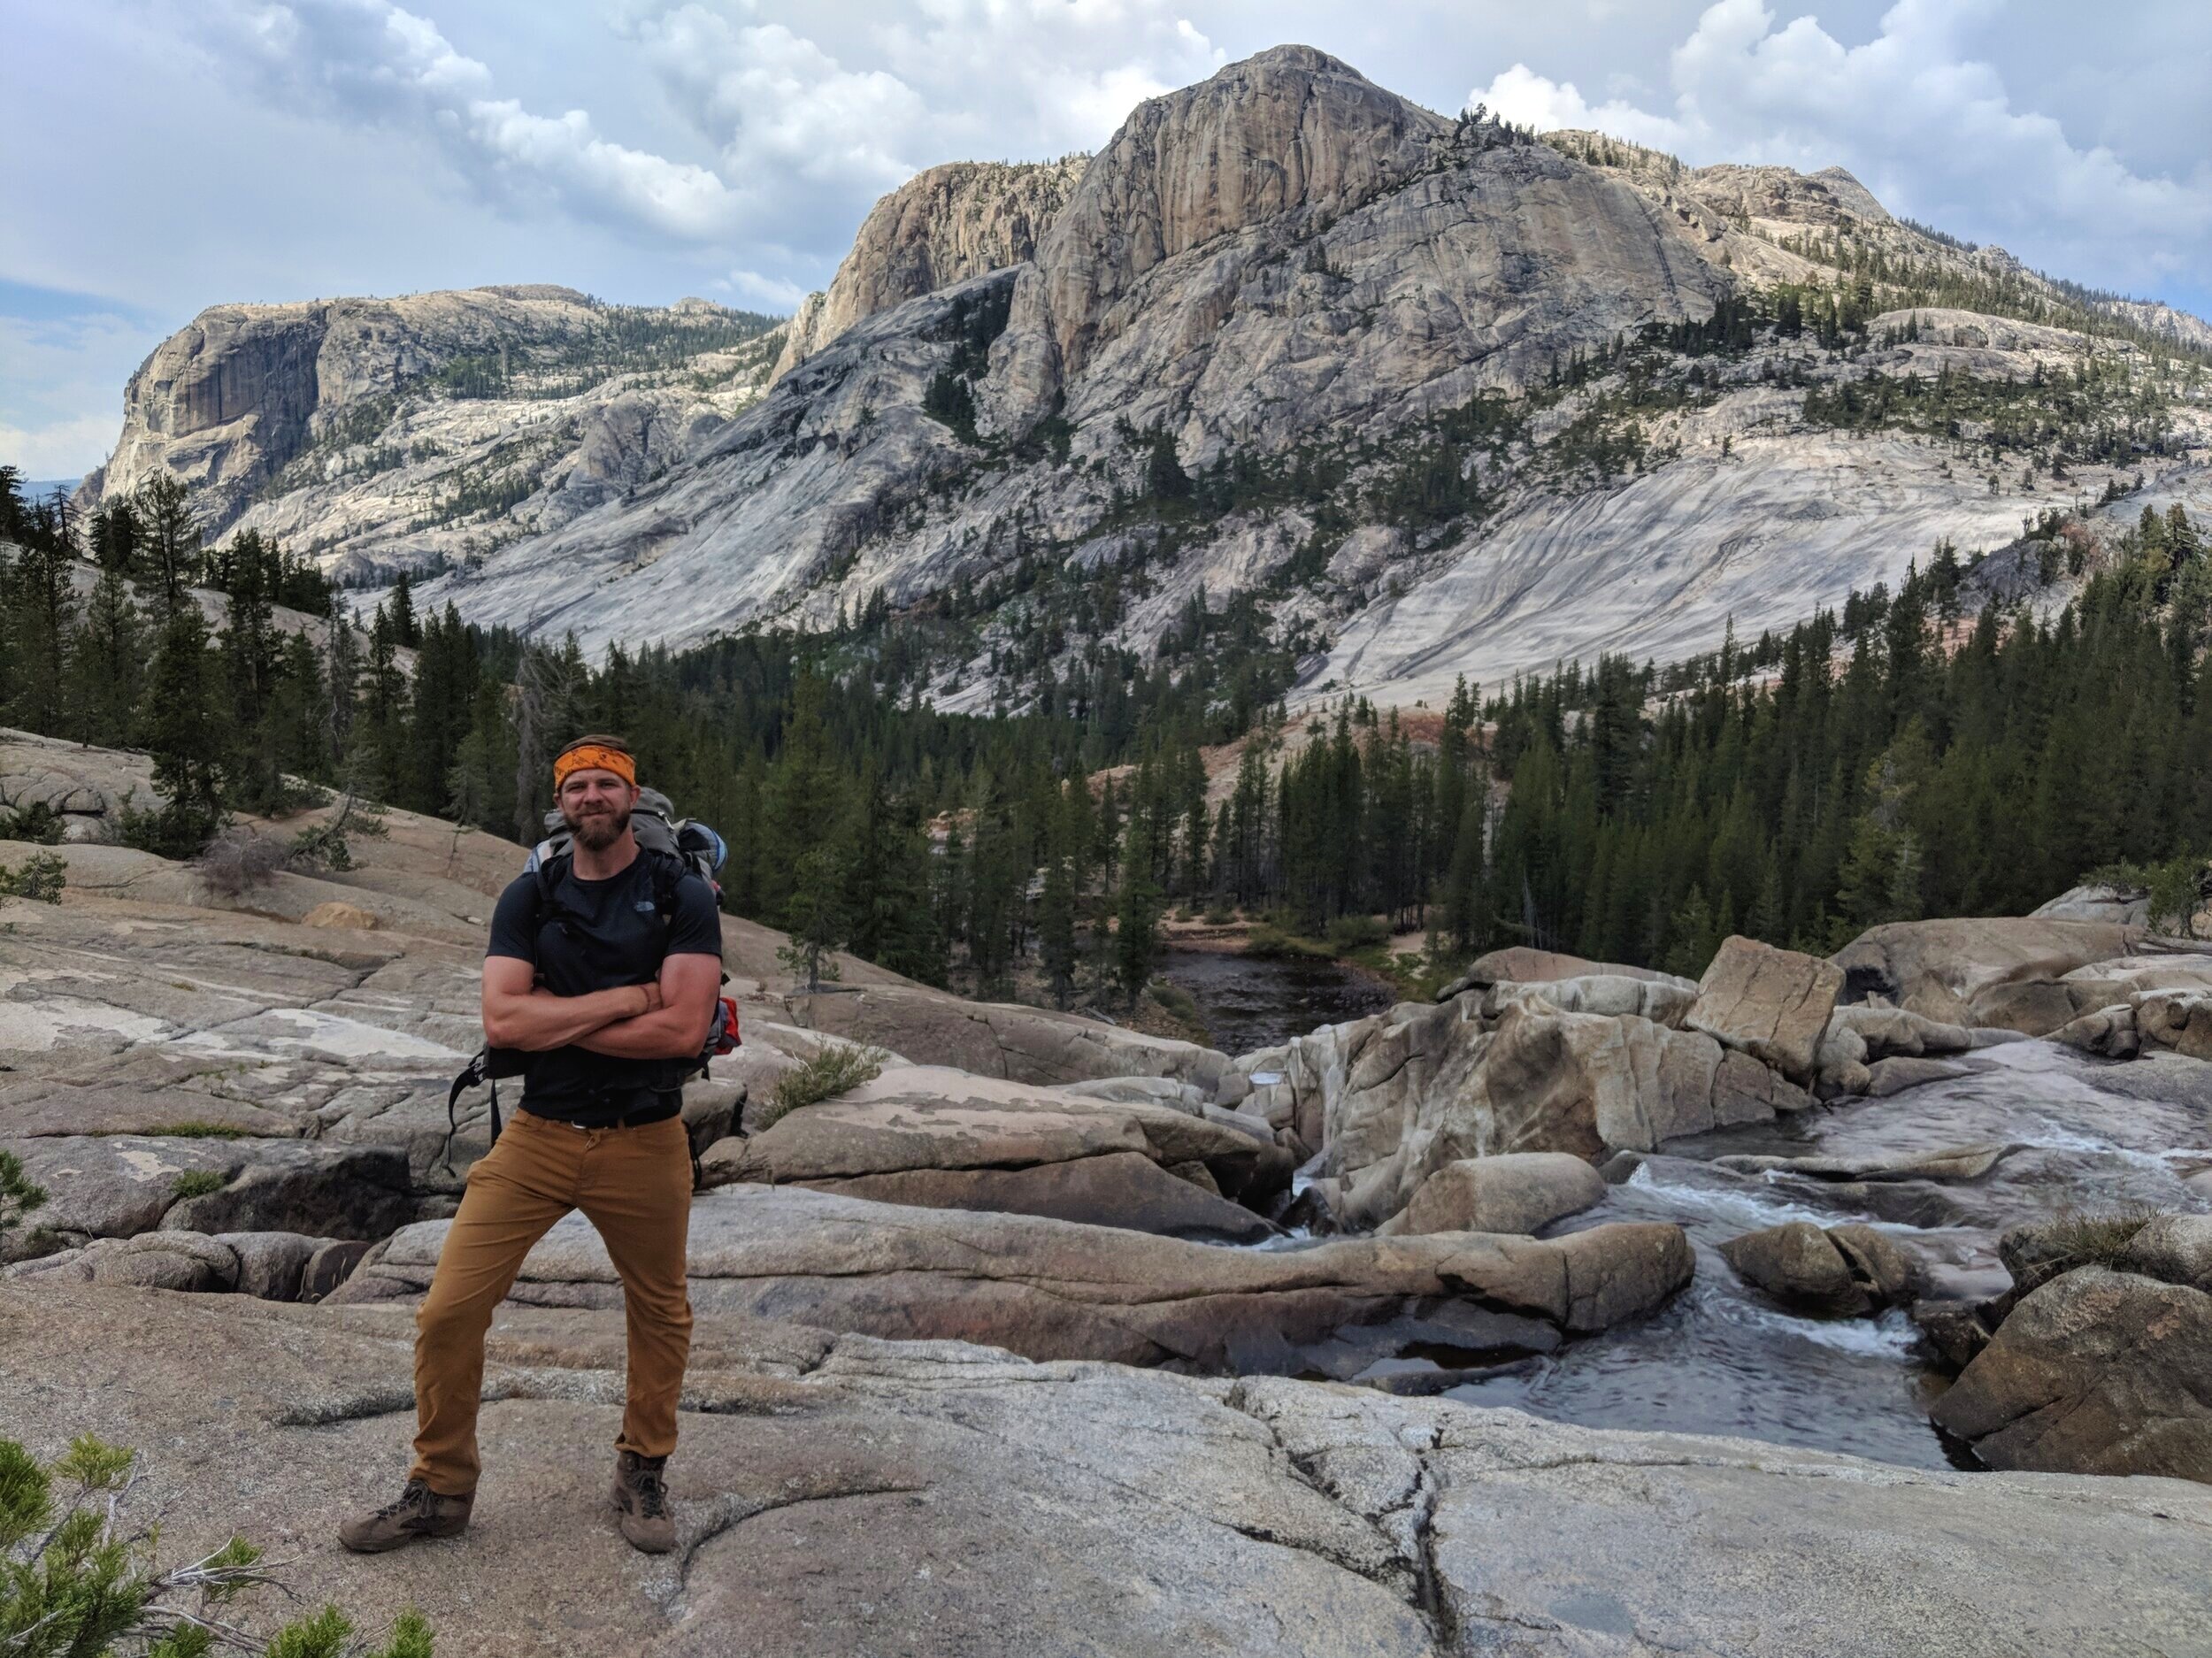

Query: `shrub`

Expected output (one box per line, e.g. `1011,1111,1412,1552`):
2085,854,2210,938
0,801,68,844
0,1432,434,1656
1325,913,1391,953
288,793,381,874
2037,1208,2153,1267
169,1171,227,1202
115,789,224,863
0,851,66,903
285,821,354,873
1148,977,1198,1019
757,1044,886,1132
0,1150,46,1247
1242,924,1333,962
192,830,291,898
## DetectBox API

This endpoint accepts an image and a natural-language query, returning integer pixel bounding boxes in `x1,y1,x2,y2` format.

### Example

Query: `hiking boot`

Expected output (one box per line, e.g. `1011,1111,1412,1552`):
337,1478,472,1553
611,1450,675,1554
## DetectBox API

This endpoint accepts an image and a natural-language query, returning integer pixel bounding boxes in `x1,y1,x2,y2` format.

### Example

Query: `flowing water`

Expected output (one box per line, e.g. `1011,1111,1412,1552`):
1455,1040,2212,1468
1172,946,2212,1469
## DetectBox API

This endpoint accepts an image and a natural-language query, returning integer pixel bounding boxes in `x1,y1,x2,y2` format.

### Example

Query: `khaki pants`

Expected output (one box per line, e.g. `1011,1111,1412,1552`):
410,1109,693,1496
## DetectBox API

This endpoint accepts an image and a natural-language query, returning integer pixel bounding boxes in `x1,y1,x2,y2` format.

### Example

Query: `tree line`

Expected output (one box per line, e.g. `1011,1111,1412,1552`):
4,463,2207,1012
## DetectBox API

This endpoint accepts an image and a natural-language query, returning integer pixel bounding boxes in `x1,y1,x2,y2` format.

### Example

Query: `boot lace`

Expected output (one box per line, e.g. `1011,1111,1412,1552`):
375,1480,435,1522
631,1459,668,1519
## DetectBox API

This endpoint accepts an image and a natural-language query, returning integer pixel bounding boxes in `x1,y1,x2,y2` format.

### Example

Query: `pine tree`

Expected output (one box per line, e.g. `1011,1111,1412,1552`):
1114,852,1163,1010
64,563,146,748
216,531,288,810
4,531,77,735
325,615,362,778
133,474,200,616
509,639,581,841
1145,429,1191,501
1662,884,1717,979
842,756,944,986
356,603,412,803
445,723,498,838
137,603,227,856
1039,850,1078,1008
405,605,479,814
777,839,849,994
389,570,421,648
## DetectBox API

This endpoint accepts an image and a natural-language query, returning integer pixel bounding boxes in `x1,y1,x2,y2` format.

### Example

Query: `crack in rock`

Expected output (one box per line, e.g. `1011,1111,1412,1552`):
662,1484,929,1622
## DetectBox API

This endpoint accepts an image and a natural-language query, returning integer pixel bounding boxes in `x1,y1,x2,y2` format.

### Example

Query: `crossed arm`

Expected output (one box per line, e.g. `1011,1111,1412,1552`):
481,952,722,1059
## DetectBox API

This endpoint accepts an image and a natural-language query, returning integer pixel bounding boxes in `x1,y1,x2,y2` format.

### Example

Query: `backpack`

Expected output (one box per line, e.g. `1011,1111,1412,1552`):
442,792,739,1169
526,787,728,895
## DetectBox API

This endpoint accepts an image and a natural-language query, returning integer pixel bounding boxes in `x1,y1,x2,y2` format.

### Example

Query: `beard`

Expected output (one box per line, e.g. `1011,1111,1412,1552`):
563,802,632,852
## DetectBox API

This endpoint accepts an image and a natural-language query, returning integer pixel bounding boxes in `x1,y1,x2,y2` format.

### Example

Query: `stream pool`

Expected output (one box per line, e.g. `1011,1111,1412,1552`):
1156,944,1395,1055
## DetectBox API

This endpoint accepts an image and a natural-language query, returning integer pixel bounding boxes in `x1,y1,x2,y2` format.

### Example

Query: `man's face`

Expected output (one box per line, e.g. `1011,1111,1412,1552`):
557,769,638,851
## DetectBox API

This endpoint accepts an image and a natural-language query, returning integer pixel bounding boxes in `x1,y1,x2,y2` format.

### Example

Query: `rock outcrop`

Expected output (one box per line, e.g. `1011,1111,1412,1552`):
1391,1152,1607,1237
338,1185,1694,1377
1932,1265,2212,1482
1831,917,2145,1033
1276,990,1812,1229
1684,934,1841,1079
3,1133,413,1254
77,288,780,580
5,1227,369,1301
1440,947,1694,995
86,48,2210,719
772,158,1087,379
1719,1221,1921,1318
774,982,1235,1092
699,1065,1282,1238
6,1282,2211,1657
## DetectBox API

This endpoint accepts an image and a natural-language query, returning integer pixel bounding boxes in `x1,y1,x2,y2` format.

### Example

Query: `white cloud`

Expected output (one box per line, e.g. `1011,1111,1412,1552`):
137,0,1233,337
717,268,812,310
188,0,1224,259
614,1,1223,250
1474,0,2212,296
0,303,167,477
204,0,752,241
1474,62,1689,150
0,414,118,480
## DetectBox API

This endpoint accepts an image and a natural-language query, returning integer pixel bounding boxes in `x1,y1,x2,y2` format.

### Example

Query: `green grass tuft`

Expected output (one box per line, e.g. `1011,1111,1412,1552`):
168,1170,228,1201
2039,1208,2154,1269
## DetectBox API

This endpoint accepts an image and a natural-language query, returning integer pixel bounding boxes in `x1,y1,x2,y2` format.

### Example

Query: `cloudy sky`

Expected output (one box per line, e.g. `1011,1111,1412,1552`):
6,0,2208,479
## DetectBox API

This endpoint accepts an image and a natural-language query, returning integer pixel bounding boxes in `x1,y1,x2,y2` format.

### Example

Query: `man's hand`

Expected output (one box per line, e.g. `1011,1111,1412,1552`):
482,956,656,1052
574,953,721,1060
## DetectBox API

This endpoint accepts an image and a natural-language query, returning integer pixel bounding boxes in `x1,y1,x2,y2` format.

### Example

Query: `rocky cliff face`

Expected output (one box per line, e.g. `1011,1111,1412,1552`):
985,47,1727,454
85,45,2212,697
770,157,1087,380
79,287,780,582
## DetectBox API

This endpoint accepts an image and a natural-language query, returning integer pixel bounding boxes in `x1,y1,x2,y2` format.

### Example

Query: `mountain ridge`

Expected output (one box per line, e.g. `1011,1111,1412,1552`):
73,44,2212,704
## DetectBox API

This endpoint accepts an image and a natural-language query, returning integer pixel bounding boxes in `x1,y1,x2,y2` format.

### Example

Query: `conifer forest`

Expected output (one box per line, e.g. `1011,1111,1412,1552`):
2,463,2208,1006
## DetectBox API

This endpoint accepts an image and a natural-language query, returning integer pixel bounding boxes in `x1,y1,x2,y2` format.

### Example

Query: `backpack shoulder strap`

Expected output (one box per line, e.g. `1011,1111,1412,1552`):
533,848,572,910
642,848,687,930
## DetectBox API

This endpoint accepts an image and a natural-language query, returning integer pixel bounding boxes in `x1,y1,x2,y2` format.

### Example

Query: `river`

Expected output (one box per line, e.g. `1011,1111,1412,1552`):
1466,1040,2212,1467
1155,944,1396,1055
1159,950,2212,1469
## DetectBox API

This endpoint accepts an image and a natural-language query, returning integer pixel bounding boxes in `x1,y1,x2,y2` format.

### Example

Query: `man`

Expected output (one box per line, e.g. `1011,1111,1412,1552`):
340,735,723,1556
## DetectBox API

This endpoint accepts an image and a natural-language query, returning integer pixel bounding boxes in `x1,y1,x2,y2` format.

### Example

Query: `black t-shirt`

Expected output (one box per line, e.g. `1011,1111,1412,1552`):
486,852,723,1124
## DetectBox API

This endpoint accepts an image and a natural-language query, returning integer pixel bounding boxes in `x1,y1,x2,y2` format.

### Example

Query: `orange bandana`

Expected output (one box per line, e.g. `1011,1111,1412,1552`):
552,743,636,789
